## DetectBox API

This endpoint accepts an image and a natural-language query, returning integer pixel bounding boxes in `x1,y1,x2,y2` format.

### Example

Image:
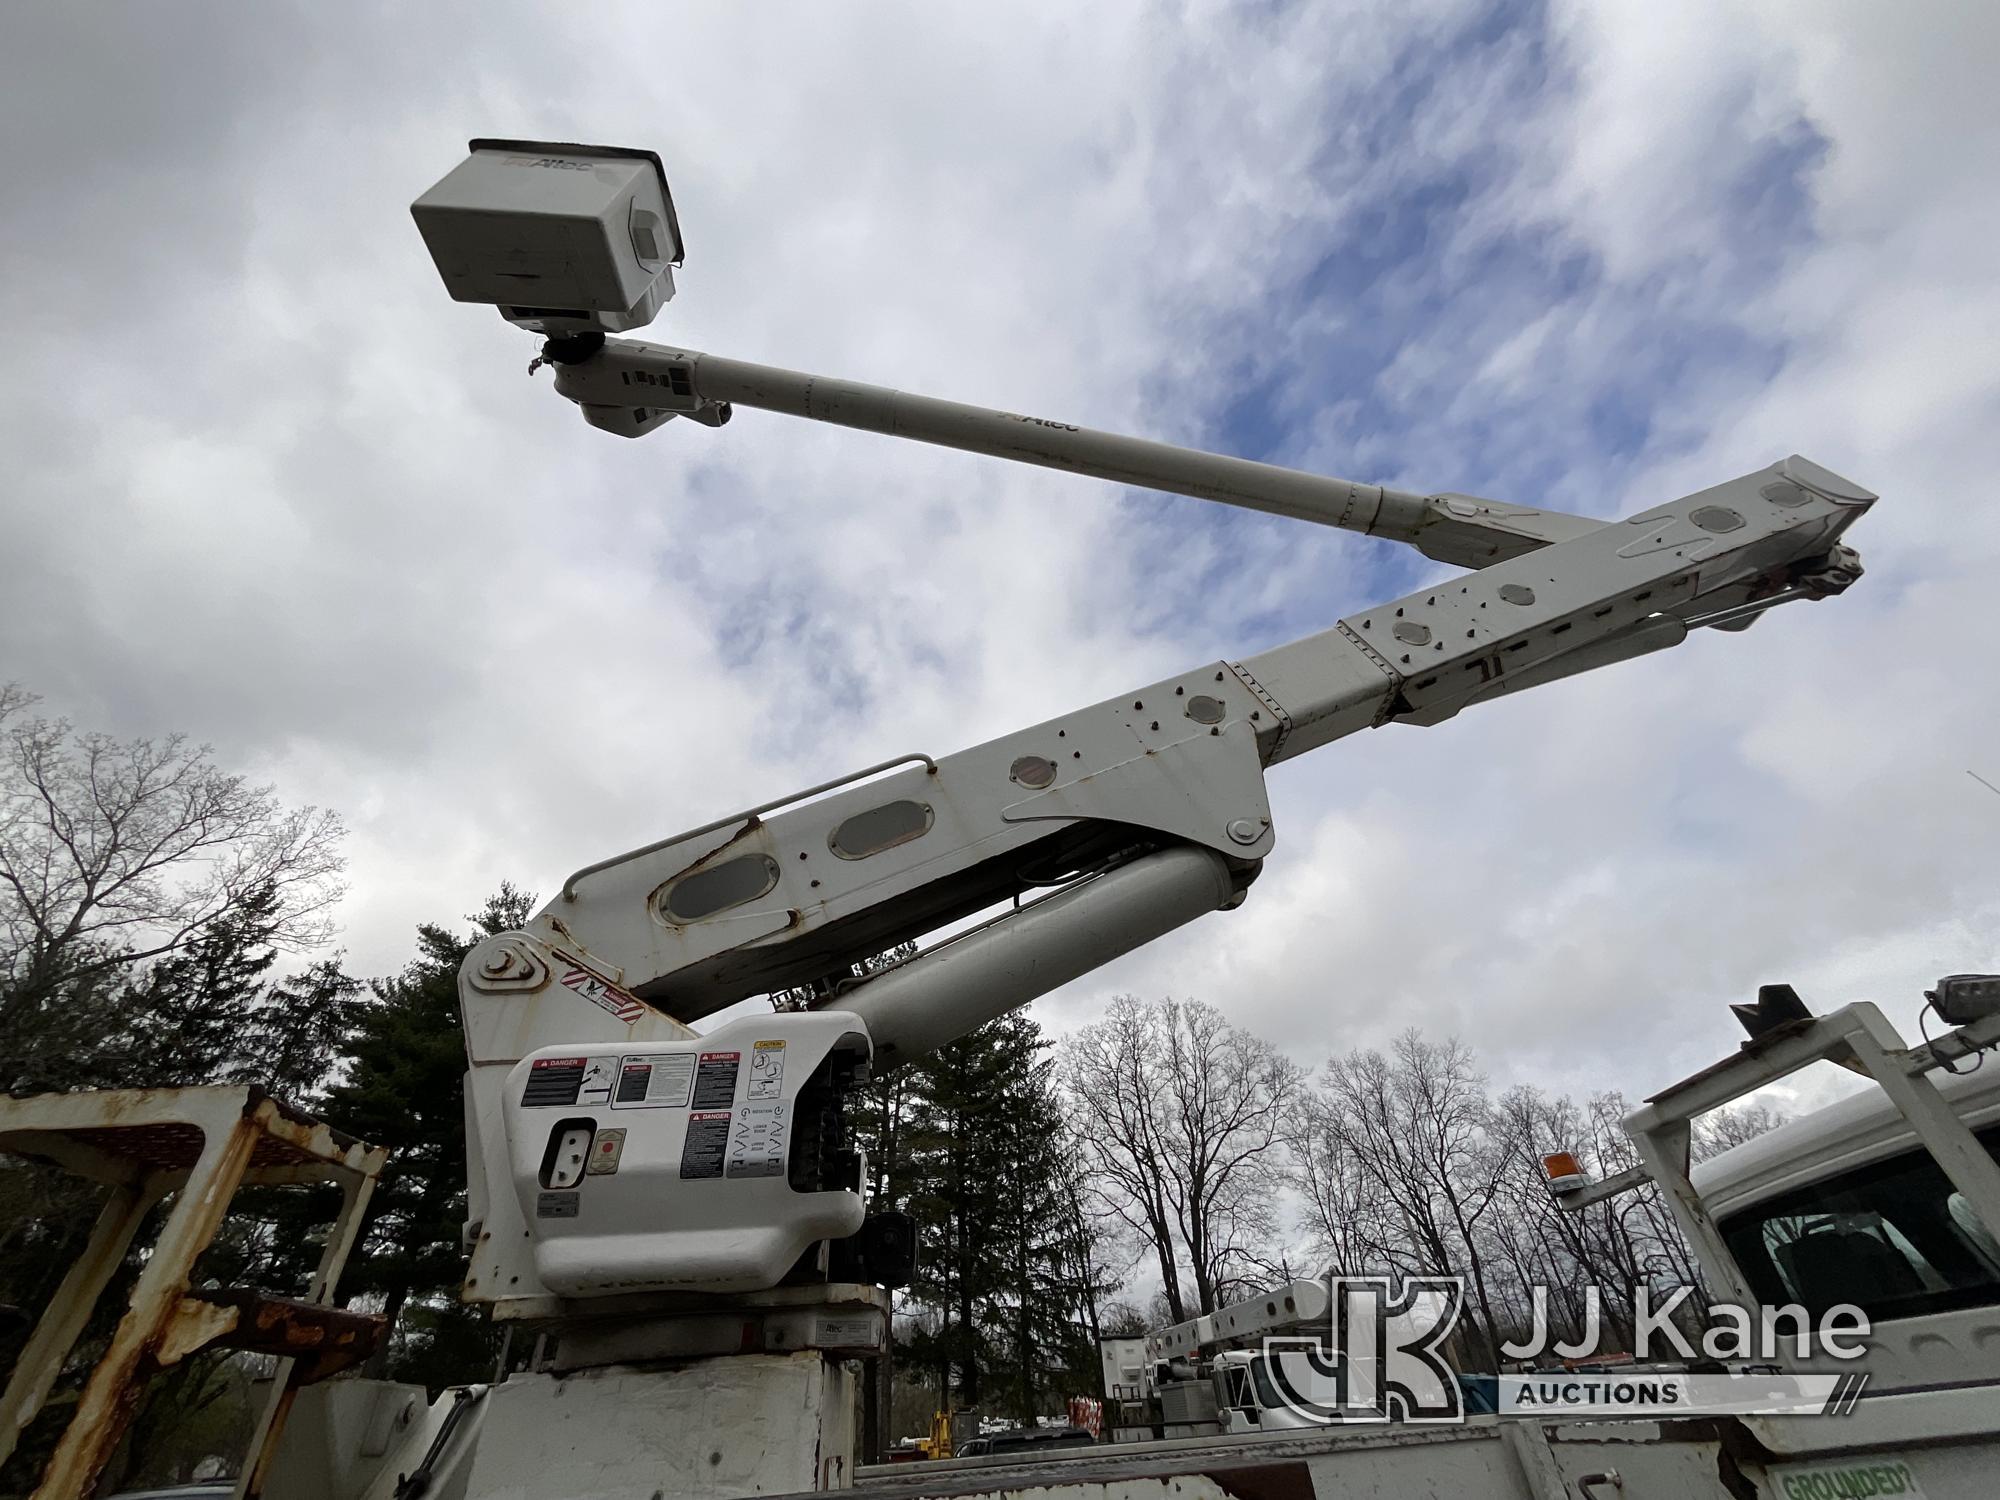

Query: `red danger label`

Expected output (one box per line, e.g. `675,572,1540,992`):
534,1057,587,1069
692,1051,741,1109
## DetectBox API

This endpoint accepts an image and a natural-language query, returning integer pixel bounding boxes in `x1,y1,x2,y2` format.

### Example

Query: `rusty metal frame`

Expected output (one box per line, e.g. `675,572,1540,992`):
0,1085,387,1500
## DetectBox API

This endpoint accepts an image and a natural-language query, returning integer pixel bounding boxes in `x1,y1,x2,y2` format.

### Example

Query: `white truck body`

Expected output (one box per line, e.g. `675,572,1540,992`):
265,1003,2000,1498
823,1050,2000,1500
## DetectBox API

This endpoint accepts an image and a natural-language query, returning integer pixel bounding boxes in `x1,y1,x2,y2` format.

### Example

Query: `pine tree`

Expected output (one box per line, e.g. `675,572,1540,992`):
201,957,371,1302
317,883,534,1388
246,957,367,1103
868,1011,1112,1426
990,1036,1104,1418
121,882,283,1087
896,1018,1012,1409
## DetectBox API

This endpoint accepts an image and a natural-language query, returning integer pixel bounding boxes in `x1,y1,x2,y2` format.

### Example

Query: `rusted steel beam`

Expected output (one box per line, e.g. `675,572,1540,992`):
30,1112,261,1500
0,1085,387,1500
241,1166,382,1496
176,1288,387,1382
0,1086,385,1183
0,1178,164,1468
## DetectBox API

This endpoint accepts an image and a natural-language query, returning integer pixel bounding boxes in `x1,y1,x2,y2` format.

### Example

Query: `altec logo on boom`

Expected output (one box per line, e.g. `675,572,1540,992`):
1258,1279,1874,1424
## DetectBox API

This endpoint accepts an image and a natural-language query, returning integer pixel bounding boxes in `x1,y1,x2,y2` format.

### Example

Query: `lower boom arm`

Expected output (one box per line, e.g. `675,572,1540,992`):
458,379,1871,1311
466,449,1869,1052
415,137,1873,1314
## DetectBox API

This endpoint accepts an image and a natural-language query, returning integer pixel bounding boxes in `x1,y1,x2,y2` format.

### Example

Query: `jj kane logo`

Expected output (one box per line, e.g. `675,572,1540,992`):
1261,1278,1467,1424
1256,1279,1873,1425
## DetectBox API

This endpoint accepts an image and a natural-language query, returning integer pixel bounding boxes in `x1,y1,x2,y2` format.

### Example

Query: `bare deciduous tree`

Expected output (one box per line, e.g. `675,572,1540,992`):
1695,1099,1785,1161
1065,995,1301,1319
1288,1084,1416,1279
0,684,345,1035
1293,1041,1786,1367
1065,996,1189,1319
1305,1031,1510,1363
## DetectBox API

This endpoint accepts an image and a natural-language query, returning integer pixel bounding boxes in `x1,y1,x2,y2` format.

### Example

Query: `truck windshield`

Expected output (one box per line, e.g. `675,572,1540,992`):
1247,1354,1285,1411
1718,1127,2000,1322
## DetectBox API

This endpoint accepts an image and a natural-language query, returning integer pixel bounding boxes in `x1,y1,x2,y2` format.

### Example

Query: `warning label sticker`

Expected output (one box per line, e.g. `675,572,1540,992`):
522,1057,586,1108
577,1058,614,1107
748,1040,786,1100
536,1190,580,1219
680,1111,731,1179
692,1051,741,1109
727,1102,788,1178
613,1053,695,1108
557,964,647,1025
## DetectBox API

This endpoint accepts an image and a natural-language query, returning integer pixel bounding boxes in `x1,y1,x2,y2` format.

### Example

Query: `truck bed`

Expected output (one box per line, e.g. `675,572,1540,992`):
844,1401,1995,1500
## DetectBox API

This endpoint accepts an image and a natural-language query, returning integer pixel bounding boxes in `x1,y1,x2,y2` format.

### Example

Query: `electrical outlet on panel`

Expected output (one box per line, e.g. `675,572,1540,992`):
547,1124,593,1189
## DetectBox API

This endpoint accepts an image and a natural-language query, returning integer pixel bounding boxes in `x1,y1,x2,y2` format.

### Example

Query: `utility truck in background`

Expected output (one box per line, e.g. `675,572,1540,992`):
1099,1280,1346,1441
868,982,2000,1500
12,137,1996,1499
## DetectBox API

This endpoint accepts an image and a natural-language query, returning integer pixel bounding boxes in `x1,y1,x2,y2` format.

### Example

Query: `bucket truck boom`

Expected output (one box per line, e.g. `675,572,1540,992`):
371,139,1878,1500
456,437,1867,1309
411,139,1874,1314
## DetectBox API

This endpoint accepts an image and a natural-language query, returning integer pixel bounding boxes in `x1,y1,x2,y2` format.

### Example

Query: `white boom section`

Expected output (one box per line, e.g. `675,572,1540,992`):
418,163,1875,1311
462,437,1869,1047
380,147,1915,1500
455,322,1873,1315
549,336,1606,568
1148,1279,1332,1363
458,444,1868,1310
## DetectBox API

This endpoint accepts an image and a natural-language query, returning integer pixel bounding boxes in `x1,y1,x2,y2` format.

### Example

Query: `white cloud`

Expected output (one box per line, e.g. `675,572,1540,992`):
2,0,1994,1130
1045,0,2000,1107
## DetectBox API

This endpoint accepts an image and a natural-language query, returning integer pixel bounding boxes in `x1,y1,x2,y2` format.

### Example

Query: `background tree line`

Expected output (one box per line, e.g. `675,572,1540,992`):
0,686,1778,1483
0,688,515,1489
1065,995,1779,1370
0,689,1124,1479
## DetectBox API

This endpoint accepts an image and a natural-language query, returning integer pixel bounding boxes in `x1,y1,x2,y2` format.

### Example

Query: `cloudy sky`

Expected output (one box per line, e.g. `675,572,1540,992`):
3,1,1996,1120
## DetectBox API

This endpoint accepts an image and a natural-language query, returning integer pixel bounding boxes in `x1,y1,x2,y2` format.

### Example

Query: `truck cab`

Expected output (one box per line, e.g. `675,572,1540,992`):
1210,1348,1321,1434
1695,1058,2000,1392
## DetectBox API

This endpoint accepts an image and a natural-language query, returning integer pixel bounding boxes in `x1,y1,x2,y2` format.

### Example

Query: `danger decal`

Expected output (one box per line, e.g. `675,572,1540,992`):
559,965,647,1024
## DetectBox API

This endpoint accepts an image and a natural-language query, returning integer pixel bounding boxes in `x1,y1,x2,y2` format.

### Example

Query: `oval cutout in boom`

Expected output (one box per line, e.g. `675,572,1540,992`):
661,853,781,922
829,800,934,860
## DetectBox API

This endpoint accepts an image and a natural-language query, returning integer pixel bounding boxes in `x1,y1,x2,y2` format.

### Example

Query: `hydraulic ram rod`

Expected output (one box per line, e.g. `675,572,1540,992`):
838,845,1238,1067
548,337,1604,568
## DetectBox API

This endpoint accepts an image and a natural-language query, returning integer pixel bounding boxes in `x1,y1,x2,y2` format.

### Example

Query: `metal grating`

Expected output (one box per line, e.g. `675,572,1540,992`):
60,1122,326,1171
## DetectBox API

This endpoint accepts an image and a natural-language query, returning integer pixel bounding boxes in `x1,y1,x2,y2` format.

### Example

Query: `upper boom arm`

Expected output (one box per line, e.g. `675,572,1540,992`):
548,336,1607,569
466,455,1870,1069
